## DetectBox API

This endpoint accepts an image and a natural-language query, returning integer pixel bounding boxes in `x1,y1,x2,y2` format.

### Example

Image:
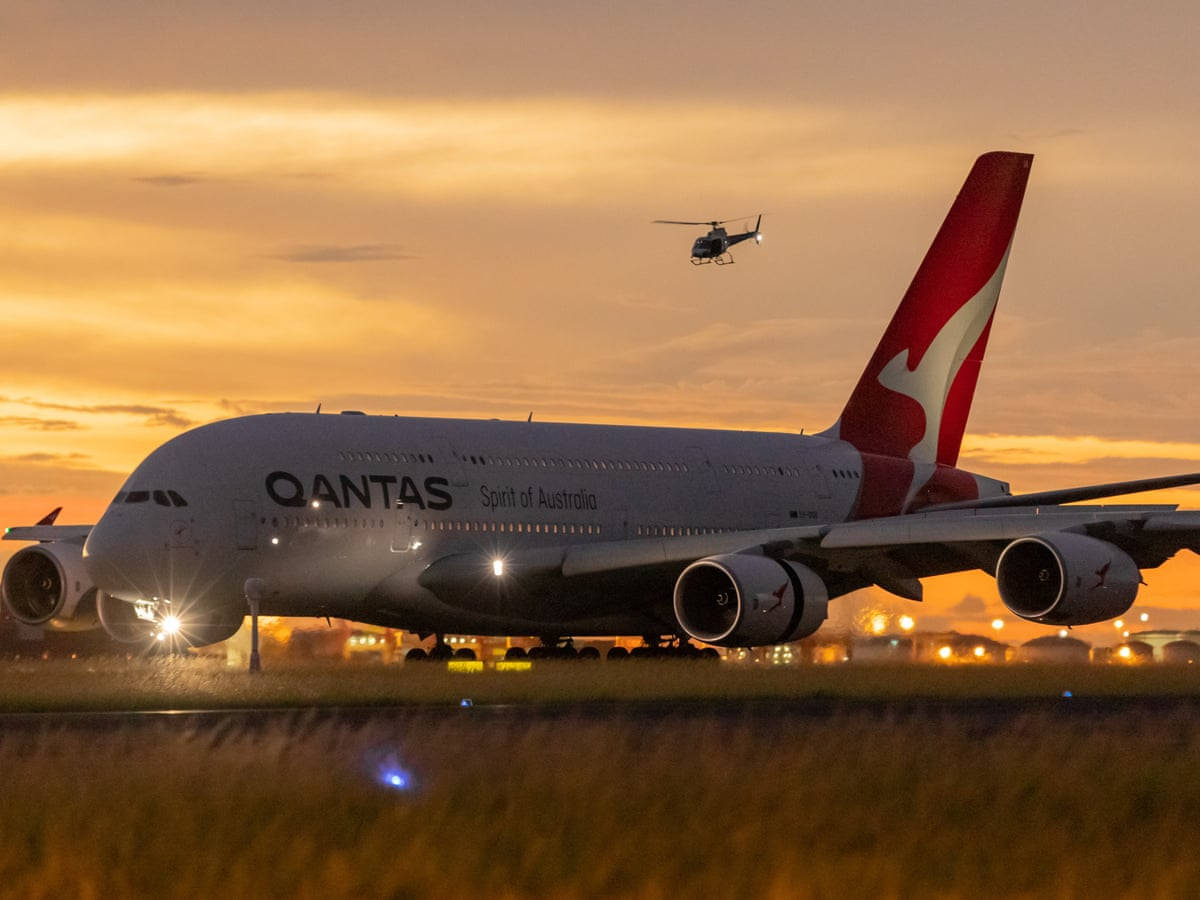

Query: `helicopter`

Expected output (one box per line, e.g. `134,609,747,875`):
653,214,763,265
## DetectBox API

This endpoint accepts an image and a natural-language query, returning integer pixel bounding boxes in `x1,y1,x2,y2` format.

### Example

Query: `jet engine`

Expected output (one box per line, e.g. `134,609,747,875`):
673,553,828,647
996,532,1139,626
1,543,99,631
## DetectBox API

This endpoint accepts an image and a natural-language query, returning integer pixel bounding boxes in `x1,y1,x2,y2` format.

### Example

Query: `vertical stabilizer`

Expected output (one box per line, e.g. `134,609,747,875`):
829,151,1033,467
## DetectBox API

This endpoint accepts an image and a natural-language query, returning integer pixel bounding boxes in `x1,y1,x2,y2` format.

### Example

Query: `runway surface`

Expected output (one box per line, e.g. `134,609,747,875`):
4,694,1200,734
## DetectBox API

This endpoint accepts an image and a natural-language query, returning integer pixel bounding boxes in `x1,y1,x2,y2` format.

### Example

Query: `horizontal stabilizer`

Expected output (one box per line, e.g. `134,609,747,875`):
922,472,1200,512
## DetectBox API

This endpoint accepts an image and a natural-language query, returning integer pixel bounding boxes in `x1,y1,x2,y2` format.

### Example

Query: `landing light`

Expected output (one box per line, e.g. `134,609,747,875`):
161,615,182,636
311,500,321,509
492,558,504,577
1058,629,1069,638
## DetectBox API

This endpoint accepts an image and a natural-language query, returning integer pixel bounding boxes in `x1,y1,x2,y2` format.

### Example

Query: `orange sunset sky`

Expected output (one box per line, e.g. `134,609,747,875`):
2,2,1199,644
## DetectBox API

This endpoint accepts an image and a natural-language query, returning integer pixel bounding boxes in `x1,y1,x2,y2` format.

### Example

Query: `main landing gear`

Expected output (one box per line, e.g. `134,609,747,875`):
405,634,477,662
614,635,720,660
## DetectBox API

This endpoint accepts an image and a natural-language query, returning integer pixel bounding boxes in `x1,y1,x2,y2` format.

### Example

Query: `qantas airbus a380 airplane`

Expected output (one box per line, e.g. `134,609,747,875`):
5,151,1200,655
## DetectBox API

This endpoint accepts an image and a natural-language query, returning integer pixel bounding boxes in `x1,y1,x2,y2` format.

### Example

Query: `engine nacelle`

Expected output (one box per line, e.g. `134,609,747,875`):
1,543,100,630
996,532,1139,626
673,553,828,647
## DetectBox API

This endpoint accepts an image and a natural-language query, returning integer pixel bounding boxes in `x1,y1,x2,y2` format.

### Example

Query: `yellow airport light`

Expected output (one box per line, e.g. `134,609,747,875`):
1118,646,1132,660
899,615,915,632
991,618,1004,631
496,660,533,672
447,660,484,673
973,645,985,658
937,645,952,660
870,614,888,635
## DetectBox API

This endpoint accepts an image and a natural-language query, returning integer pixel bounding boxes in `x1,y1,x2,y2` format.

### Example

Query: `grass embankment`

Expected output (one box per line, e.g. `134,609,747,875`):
3,710,1200,897
1,656,1199,712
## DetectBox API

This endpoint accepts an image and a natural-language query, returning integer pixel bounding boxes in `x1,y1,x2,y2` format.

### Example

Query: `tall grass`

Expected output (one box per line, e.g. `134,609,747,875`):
2,711,1199,897
0,656,1198,713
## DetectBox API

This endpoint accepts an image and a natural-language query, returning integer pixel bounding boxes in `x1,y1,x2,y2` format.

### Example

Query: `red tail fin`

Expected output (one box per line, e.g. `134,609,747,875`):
829,151,1033,466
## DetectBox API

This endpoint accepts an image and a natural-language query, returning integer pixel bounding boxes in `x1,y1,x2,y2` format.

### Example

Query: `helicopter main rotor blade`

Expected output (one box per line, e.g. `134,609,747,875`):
652,219,711,226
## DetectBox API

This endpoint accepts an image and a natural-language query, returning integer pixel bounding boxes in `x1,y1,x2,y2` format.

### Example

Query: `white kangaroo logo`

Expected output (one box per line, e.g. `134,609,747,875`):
877,242,1012,465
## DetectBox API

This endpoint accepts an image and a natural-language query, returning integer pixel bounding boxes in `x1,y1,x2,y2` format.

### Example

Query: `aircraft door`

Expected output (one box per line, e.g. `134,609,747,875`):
431,436,468,487
233,500,257,550
685,447,718,495
391,514,414,552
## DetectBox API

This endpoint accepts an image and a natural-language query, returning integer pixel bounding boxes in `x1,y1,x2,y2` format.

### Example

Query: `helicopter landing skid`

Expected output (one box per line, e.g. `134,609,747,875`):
691,253,735,266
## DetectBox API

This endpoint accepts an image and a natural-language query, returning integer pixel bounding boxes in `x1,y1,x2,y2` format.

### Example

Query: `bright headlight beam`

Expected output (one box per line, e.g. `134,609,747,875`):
161,615,182,635
492,559,504,577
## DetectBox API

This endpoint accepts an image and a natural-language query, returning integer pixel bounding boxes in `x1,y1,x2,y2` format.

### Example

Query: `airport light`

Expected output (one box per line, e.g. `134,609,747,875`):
1114,619,1124,630
973,645,985,658
1118,645,1132,660
937,645,952,660
1140,612,1149,622
899,614,915,632
270,537,279,545
311,500,321,509
161,615,181,636
870,614,888,635
991,618,1004,631
1058,629,1069,638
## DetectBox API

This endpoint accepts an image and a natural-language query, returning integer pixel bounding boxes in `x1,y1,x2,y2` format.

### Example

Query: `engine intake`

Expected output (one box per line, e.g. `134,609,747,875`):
996,532,1139,626
673,553,828,647
2,544,99,630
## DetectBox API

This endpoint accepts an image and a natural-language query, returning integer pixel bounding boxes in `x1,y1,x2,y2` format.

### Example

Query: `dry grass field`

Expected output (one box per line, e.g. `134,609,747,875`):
1,655,1199,713
3,658,1200,897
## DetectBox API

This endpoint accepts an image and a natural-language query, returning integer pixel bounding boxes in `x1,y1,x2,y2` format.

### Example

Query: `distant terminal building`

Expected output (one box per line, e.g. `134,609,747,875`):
1125,630,1200,663
852,635,915,662
911,632,1008,663
1016,635,1091,664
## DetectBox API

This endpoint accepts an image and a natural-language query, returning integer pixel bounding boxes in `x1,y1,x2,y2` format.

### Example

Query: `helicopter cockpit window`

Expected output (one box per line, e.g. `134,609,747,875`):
125,491,150,503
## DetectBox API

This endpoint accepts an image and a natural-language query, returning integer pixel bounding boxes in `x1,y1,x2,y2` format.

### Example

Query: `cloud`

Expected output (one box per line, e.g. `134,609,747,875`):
7,398,194,429
0,416,83,431
948,594,991,619
272,243,414,263
133,173,205,187
9,452,89,464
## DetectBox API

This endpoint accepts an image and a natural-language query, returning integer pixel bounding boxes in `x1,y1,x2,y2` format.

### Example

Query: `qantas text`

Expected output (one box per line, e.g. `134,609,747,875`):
266,470,453,510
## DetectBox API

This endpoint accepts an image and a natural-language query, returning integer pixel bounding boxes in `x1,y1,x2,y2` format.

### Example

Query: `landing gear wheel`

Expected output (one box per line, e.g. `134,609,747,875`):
405,648,428,662
578,646,601,661
504,646,528,660
607,647,629,661
453,648,476,661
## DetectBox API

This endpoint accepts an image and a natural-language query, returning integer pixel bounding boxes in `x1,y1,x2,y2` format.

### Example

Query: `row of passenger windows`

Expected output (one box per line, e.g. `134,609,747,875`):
426,521,602,535
339,450,435,464
264,515,603,536
113,490,189,507
636,525,732,537
721,464,860,480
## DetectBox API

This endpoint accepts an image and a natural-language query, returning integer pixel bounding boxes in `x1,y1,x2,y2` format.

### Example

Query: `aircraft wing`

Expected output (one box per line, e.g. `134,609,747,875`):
418,504,1200,604
3,524,92,544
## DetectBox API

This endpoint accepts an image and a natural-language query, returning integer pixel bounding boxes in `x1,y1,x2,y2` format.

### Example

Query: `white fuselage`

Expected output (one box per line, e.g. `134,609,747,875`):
83,412,870,636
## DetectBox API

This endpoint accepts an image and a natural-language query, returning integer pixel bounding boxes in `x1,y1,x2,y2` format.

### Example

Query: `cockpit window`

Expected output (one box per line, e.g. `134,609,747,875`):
125,491,150,503
167,490,188,508
112,492,126,504
152,490,171,507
